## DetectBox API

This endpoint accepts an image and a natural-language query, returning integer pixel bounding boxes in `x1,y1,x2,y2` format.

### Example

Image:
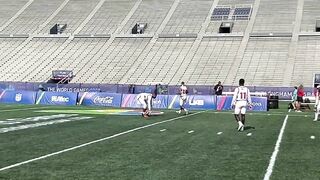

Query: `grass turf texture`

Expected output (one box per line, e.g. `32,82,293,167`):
0,103,319,179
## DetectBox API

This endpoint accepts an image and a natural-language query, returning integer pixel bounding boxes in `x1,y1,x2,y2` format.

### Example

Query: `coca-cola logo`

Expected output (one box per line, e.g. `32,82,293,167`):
93,96,113,104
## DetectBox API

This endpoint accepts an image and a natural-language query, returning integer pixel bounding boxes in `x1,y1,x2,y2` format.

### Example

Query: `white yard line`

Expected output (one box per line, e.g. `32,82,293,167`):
0,106,49,112
0,111,206,172
263,109,291,180
0,116,93,134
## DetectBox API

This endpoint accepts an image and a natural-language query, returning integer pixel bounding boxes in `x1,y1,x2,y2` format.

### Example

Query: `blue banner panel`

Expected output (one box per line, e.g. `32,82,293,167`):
121,94,168,109
78,92,122,107
216,96,267,111
0,90,37,104
167,95,217,110
36,92,77,106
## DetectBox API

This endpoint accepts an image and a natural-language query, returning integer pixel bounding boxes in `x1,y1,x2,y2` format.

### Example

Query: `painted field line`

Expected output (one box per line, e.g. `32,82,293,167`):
263,109,290,180
0,111,206,172
0,117,93,134
208,111,307,117
0,106,49,112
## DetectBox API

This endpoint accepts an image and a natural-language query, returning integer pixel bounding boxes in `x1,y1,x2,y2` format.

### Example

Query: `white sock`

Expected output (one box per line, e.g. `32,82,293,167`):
315,113,319,120
238,121,243,126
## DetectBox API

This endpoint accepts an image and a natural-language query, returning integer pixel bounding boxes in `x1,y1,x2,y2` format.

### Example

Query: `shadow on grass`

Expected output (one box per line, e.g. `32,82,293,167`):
244,126,255,131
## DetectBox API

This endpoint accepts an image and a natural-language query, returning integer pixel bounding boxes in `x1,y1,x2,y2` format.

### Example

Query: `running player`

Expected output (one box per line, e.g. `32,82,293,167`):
176,81,188,115
314,85,320,121
231,78,252,131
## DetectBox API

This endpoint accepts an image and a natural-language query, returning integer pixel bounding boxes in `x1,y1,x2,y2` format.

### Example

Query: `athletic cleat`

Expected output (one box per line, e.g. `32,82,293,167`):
185,110,189,115
176,110,181,114
240,125,244,131
313,119,318,122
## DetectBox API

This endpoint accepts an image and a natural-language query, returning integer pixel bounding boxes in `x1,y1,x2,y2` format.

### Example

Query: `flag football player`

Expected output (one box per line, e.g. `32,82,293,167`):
137,93,153,118
231,78,252,131
137,85,158,118
177,81,188,115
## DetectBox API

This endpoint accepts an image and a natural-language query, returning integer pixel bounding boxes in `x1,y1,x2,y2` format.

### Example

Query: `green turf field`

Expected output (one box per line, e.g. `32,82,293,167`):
0,103,319,180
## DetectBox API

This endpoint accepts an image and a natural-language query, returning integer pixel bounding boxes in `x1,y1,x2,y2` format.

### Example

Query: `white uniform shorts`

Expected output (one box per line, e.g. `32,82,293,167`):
234,101,248,115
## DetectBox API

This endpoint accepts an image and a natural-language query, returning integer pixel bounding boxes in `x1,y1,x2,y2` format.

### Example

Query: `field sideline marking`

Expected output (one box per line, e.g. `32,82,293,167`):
0,110,206,172
263,109,290,180
209,110,307,117
0,106,49,112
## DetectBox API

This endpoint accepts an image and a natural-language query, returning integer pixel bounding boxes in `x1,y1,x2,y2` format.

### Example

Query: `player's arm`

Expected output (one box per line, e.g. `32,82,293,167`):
231,88,238,108
247,89,252,108
147,95,152,111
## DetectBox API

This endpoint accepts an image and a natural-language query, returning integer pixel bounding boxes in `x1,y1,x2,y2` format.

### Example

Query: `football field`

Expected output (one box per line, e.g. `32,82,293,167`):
0,103,319,180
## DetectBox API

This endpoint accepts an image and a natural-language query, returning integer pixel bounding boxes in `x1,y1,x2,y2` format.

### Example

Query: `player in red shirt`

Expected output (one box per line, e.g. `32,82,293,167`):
296,85,304,112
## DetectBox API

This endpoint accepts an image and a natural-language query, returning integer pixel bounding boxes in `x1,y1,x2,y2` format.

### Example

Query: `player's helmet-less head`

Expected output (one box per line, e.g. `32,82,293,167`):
239,79,245,86
181,81,185,85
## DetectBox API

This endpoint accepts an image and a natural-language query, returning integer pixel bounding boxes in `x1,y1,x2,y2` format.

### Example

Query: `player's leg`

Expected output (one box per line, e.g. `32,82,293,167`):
177,97,184,114
292,101,296,110
183,97,188,114
240,106,247,131
147,98,152,116
234,114,240,122
138,98,148,117
314,105,320,121
234,103,244,131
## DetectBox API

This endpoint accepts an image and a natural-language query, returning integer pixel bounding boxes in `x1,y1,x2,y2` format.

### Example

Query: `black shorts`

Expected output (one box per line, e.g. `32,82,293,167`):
297,96,303,103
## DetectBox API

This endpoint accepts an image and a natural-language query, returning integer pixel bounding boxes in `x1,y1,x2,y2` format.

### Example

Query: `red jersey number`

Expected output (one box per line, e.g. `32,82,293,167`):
240,92,246,100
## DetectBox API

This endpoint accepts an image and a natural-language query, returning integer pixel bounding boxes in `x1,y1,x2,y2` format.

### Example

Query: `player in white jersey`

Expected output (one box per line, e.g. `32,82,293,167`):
231,78,252,131
137,85,158,118
137,93,153,118
313,85,320,121
177,81,188,115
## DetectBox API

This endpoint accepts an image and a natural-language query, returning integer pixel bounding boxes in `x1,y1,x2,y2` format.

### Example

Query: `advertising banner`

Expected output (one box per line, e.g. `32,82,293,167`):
78,92,122,107
36,91,77,106
121,94,168,109
216,96,268,111
0,90,37,104
167,95,217,110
